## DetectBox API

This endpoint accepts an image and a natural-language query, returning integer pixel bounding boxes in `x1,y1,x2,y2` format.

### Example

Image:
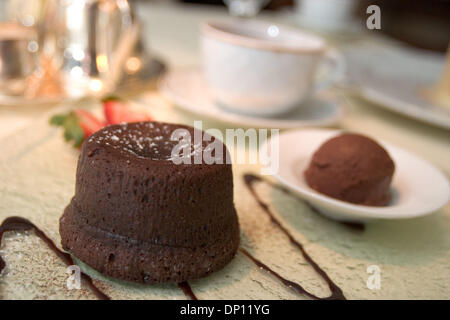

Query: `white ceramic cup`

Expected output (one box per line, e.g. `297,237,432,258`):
201,20,344,116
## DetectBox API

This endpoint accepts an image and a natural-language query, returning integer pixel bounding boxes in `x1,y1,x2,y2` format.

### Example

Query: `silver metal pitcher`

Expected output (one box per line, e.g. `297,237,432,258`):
43,0,140,96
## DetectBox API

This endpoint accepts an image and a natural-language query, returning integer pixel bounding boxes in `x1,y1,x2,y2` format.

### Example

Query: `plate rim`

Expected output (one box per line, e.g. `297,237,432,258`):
358,86,450,130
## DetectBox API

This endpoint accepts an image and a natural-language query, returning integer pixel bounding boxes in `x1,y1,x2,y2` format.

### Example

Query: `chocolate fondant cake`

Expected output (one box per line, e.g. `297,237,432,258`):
60,122,240,284
304,133,395,206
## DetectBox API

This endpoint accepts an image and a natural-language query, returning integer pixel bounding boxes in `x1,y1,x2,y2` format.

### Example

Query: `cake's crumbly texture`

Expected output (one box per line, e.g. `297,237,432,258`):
304,133,395,206
59,122,240,284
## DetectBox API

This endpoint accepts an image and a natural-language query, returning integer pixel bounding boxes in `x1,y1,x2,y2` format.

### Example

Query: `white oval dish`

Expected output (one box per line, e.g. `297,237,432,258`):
263,129,449,222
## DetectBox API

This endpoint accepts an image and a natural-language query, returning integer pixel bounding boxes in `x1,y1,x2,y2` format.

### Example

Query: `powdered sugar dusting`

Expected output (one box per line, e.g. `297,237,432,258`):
87,122,212,162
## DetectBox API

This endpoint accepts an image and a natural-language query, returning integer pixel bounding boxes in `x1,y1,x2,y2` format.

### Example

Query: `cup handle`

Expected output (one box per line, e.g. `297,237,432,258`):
314,48,346,92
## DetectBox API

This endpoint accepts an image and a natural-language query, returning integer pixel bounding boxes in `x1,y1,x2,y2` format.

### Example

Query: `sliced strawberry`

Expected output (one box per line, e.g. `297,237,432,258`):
75,109,105,137
103,99,152,125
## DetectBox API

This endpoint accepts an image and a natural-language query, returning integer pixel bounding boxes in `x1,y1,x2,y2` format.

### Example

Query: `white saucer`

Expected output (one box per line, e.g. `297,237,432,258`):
158,67,344,128
343,45,450,130
263,129,449,223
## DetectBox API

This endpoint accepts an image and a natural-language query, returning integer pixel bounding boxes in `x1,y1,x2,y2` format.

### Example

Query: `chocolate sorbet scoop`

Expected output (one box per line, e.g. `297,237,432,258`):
304,133,395,206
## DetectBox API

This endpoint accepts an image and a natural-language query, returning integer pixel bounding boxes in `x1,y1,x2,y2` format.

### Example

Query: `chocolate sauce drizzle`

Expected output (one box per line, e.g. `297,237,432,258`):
178,281,198,300
0,216,110,300
240,248,319,300
243,173,346,300
0,173,353,300
0,216,198,300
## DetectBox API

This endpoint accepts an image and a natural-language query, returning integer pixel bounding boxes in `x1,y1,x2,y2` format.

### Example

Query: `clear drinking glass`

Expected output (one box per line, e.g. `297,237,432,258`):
2,0,138,99
0,0,41,97
224,0,271,18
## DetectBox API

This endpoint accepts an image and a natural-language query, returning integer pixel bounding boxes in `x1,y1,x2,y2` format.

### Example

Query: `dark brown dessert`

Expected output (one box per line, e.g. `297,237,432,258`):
304,133,395,206
59,122,240,284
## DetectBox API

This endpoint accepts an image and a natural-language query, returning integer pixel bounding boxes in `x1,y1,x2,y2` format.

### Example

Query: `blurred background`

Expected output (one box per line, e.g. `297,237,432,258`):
0,0,449,134
178,0,450,51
